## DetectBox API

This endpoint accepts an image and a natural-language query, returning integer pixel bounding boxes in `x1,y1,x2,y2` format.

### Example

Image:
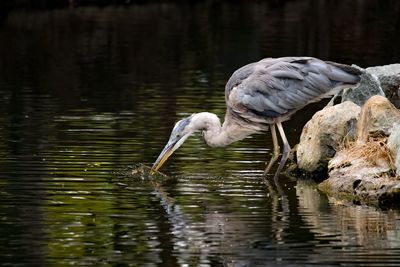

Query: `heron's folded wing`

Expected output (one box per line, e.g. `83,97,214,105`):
226,58,360,120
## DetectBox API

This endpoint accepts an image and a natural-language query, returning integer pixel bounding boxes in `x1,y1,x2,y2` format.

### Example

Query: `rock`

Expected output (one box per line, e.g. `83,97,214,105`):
318,96,400,208
296,101,361,174
387,123,400,176
341,64,400,108
319,145,400,208
366,64,400,108
341,66,385,106
356,95,400,142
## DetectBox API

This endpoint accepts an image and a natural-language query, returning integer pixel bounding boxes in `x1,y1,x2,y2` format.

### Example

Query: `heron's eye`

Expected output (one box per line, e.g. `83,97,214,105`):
176,134,181,139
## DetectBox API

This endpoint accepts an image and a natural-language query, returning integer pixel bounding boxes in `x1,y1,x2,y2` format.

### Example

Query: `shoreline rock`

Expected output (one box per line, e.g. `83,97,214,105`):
341,66,384,106
366,64,400,108
388,124,400,176
320,136,399,208
291,94,400,208
296,101,360,174
356,95,400,142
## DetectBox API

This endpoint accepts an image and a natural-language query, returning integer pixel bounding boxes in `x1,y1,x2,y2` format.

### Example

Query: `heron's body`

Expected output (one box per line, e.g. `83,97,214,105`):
152,57,362,180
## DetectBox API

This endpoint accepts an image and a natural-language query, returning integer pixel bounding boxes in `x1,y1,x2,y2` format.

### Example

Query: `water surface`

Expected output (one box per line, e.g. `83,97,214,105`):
1,1,400,266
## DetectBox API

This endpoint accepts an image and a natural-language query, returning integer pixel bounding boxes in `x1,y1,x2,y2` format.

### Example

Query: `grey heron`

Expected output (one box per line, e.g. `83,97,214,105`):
152,57,362,180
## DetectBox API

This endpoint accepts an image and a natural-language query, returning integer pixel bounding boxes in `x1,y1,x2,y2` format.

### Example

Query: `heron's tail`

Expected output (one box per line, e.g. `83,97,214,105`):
325,61,363,84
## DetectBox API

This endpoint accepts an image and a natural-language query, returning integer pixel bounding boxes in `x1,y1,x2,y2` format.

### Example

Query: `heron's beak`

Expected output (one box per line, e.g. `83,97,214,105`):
151,133,191,172
152,142,175,172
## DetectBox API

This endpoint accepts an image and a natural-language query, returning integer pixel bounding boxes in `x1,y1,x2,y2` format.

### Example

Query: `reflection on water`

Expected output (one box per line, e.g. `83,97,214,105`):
0,1,400,266
296,181,400,264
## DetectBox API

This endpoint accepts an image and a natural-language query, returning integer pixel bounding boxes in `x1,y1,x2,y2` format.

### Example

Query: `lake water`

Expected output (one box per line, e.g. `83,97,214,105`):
1,1,400,266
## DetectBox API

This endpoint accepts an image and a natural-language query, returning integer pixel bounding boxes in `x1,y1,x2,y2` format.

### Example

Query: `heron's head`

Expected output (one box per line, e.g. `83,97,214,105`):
152,114,195,172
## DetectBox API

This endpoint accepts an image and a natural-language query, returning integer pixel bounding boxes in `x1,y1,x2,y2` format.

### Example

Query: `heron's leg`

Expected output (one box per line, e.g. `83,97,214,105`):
326,91,343,107
273,121,291,182
263,124,280,176
326,96,335,107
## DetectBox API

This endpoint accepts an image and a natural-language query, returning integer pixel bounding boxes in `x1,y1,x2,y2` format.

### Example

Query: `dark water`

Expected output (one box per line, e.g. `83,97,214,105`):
1,1,400,266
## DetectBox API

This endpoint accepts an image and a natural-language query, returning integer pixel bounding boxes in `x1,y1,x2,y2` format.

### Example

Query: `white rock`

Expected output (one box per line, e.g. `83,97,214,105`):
387,123,400,176
296,101,361,172
356,95,400,142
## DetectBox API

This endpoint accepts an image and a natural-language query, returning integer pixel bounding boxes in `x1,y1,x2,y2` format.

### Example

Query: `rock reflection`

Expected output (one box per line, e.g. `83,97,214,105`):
296,179,400,249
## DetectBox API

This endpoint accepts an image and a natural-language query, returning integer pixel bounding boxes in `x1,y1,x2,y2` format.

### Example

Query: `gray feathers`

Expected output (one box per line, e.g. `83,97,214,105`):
225,57,362,124
153,57,363,177
171,115,193,136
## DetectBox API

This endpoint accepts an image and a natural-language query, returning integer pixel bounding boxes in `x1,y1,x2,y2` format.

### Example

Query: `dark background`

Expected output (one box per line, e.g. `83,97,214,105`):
1,0,399,113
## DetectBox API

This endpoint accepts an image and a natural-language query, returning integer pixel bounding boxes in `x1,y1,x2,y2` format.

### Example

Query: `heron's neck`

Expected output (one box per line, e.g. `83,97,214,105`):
191,112,256,148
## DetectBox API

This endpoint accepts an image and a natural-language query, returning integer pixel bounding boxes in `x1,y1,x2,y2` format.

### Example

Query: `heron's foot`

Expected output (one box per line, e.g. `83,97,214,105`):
263,151,280,176
272,144,290,182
